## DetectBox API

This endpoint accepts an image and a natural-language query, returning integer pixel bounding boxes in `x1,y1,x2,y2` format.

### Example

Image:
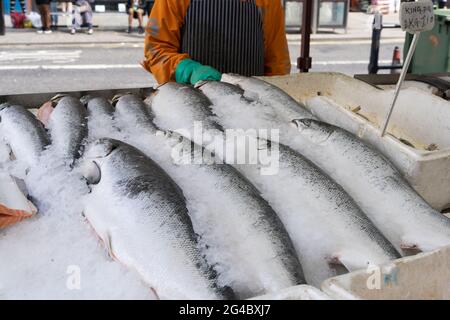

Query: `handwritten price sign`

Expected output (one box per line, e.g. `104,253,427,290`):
400,0,435,34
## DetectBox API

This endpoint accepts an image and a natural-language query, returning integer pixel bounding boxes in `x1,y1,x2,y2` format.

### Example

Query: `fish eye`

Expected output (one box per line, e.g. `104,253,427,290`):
85,161,101,185
301,119,312,127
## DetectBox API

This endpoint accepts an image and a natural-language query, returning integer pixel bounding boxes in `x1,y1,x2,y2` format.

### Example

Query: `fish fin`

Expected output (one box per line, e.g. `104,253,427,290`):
37,101,55,127
242,90,259,102
327,255,343,266
26,200,38,215
326,255,350,277
328,251,370,272
400,242,422,255
50,93,69,103
0,204,35,229
0,215,25,228
111,93,133,106
7,143,16,161
256,137,271,151
194,80,208,89
150,287,160,300
0,142,12,162
11,175,29,198
104,231,116,261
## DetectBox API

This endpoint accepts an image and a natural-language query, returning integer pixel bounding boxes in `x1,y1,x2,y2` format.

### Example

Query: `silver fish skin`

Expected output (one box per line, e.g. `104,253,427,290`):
48,96,88,160
114,94,158,135
149,83,243,162
149,82,223,133
82,138,230,300
197,80,245,97
220,74,312,121
0,103,50,167
146,85,400,287
198,83,449,255
114,97,306,298
292,119,450,254
256,142,401,286
84,96,117,138
84,96,114,122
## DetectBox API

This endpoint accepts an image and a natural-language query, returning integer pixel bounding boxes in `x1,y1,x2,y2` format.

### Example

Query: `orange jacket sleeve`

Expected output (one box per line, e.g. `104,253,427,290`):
258,0,291,76
143,0,190,84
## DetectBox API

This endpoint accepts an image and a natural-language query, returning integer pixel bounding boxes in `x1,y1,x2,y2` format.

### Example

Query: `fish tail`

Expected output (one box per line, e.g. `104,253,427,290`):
0,204,35,228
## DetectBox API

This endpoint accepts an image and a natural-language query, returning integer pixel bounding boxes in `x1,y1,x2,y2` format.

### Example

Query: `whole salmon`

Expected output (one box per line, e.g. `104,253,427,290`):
199,81,450,255
292,119,450,254
47,96,87,160
147,85,400,286
0,103,50,167
111,94,306,298
82,138,231,300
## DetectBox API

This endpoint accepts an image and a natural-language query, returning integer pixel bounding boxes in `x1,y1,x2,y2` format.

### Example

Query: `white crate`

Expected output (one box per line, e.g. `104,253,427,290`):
262,73,450,211
321,245,450,299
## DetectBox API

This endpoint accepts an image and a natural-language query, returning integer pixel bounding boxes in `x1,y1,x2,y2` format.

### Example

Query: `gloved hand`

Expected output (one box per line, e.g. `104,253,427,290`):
175,59,222,85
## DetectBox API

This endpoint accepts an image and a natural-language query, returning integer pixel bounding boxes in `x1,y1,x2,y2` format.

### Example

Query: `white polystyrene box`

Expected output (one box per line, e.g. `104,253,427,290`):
321,245,450,300
262,73,450,211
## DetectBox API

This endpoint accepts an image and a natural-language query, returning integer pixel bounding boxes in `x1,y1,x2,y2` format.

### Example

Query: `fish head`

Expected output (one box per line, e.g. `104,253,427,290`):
0,102,11,112
80,95,94,107
84,138,118,160
0,103,10,123
143,87,158,108
113,94,145,113
149,82,221,133
84,96,115,120
111,92,141,105
0,103,15,124
113,94,157,132
291,119,335,144
50,93,68,103
81,138,119,184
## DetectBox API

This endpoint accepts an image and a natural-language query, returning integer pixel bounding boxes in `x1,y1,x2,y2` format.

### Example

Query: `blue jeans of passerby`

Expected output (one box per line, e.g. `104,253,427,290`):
50,1,58,27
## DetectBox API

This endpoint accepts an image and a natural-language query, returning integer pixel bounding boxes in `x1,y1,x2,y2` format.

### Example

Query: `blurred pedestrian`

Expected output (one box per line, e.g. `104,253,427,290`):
61,2,73,28
70,0,94,35
10,0,27,14
127,0,145,34
36,0,52,34
61,1,73,15
50,0,59,29
145,0,154,17
10,0,27,28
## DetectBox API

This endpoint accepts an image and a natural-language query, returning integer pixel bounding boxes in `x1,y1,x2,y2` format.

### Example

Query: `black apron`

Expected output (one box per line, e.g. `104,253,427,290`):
181,0,265,77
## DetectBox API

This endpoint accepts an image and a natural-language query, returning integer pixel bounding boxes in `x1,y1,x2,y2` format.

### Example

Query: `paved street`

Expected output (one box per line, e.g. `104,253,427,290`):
0,41,153,94
290,38,403,74
0,37,404,95
0,11,405,95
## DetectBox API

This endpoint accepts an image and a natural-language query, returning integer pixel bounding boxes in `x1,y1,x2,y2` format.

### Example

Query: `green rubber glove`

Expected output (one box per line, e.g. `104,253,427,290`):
175,59,222,85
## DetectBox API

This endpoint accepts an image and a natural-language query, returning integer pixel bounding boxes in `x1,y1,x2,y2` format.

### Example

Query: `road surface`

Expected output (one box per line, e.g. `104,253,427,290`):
0,37,404,95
